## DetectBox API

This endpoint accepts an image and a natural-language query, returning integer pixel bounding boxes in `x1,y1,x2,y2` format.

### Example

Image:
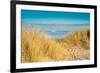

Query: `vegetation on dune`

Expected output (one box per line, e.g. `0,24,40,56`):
21,28,90,63
60,29,90,49
22,29,73,63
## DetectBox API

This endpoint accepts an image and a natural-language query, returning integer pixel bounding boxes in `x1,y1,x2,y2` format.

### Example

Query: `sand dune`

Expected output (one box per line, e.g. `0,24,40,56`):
21,29,90,63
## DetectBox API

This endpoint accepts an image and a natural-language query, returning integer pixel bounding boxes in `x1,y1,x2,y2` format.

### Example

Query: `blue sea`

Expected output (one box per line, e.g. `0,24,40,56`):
22,23,89,39
45,31,70,39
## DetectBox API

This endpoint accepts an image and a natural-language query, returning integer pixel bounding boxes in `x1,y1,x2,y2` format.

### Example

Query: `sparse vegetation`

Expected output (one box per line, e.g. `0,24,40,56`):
21,28,90,63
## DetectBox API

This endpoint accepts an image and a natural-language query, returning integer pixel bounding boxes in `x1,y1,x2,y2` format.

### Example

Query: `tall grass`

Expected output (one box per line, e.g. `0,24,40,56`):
21,28,90,63
60,29,90,49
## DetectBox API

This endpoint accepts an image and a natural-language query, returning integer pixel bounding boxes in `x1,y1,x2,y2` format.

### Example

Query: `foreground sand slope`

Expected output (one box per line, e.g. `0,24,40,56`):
21,29,90,63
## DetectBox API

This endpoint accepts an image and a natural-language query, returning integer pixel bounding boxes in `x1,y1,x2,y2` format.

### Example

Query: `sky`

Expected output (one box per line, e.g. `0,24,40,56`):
21,10,90,38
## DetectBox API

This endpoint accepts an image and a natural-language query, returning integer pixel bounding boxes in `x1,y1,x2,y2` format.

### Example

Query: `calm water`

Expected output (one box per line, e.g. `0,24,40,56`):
22,23,89,39
45,31,70,39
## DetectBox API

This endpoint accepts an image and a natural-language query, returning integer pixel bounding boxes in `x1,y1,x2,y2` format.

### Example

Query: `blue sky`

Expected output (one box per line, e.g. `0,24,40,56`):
21,10,90,38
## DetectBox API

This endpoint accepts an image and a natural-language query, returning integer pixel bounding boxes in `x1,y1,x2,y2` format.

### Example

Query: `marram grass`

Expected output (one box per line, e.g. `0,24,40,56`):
21,29,90,63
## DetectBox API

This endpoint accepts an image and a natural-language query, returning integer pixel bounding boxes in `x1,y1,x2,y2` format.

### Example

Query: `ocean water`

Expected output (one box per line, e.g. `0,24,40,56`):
45,31,70,39
22,23,89,39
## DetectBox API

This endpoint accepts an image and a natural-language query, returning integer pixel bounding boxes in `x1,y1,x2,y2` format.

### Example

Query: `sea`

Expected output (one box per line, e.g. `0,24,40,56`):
22,23,89,39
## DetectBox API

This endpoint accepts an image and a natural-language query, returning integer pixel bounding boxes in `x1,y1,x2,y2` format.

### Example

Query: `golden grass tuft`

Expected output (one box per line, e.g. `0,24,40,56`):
58,29,90,49
22,29,73,63
21,28,90,63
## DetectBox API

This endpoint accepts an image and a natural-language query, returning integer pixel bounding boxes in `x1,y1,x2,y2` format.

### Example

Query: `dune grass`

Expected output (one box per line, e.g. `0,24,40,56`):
21,28,90,63
58,29,90,49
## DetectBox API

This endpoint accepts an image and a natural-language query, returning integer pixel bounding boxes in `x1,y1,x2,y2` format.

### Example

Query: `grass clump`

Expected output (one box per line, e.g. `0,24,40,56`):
21,28,90,63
